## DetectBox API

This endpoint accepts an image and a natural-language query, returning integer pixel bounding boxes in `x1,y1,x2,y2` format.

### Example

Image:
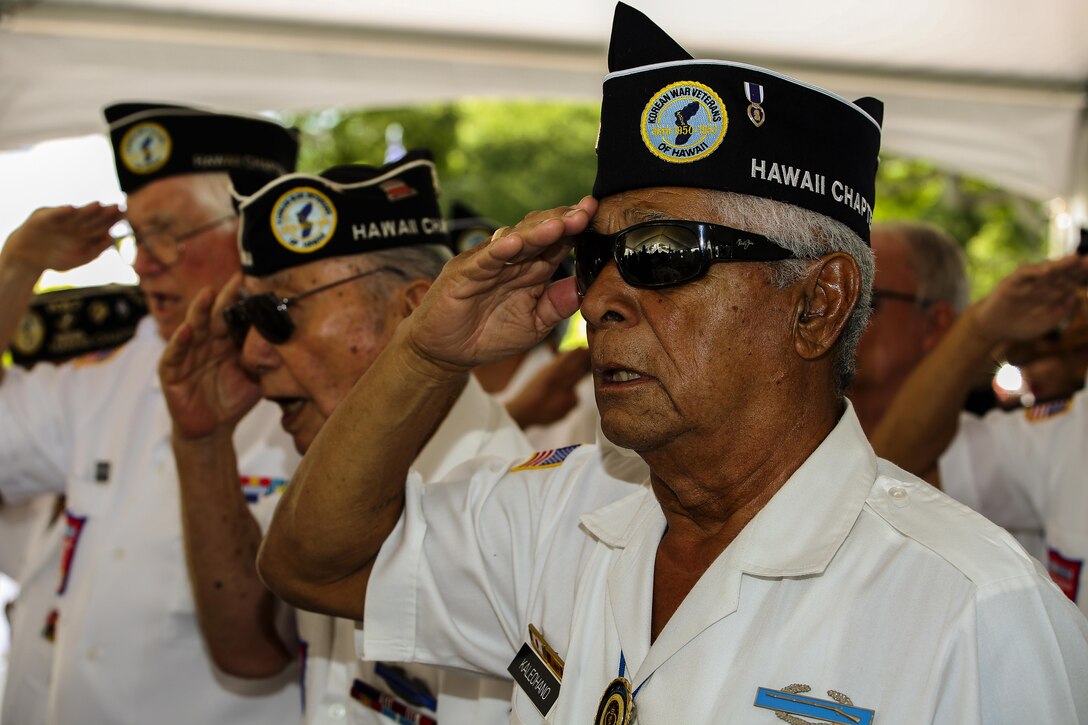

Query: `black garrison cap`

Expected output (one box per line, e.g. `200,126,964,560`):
9,285,148,367
104,102,299,195
448,202,501,254
594,3,883,243
236,150,450,277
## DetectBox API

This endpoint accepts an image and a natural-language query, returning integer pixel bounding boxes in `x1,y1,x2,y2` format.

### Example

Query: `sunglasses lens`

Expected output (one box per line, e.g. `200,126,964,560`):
247,295,295,345
618,224,703,287
574,233,611,295
222,303,251,348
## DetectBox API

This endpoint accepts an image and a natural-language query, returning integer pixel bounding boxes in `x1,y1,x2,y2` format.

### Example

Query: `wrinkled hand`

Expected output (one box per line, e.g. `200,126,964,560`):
160,274,261,440
2,203,122,275
405,197,597,371
970,254,1088,344
506,346,592,429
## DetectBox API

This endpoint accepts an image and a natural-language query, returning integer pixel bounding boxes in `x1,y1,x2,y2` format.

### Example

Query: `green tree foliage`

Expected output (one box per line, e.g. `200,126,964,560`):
285,101,600,226
284,102,1048,300
874,156,1048,300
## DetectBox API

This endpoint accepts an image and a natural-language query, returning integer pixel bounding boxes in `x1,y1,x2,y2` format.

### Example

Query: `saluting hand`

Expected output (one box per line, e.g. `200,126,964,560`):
1,203,123,275
969,253,1088,345
404,197,597,371
159,274,261,440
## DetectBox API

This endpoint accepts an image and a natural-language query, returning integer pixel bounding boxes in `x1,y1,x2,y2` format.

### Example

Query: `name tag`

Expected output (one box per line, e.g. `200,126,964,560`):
508,642,561,717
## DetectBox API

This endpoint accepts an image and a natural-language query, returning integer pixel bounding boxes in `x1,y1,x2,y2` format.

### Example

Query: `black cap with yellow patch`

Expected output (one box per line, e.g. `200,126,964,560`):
236,150,450,277
448,202,501,255
104,102,299,195
9,285,148,367
594,3,883,243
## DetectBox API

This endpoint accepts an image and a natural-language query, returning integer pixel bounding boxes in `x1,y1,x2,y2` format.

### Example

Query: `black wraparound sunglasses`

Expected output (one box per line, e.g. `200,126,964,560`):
224,266,408,347
573,220,795,296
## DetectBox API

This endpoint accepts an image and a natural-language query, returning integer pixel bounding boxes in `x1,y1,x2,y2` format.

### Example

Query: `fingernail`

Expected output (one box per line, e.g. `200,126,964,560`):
563,208,582,217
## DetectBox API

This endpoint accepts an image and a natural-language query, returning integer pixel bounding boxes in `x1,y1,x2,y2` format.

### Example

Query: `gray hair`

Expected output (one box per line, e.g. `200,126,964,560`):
875,221,969,312
708,191,874,395
345,244,453,323
187,172,235,219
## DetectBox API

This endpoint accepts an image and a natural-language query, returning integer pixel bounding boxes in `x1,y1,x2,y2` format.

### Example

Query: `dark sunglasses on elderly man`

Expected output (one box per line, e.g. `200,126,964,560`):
573,220,795,296
223,266,408,347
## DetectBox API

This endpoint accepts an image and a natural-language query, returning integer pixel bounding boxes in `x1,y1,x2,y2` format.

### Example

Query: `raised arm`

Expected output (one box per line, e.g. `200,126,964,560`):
871,254,1088,481
0,204,121,384
160,275,292,677
258,198,596,620
505,346,592,430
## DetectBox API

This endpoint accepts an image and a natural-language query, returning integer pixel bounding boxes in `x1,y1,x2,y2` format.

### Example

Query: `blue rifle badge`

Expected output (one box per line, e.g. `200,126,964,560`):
755,684,874,724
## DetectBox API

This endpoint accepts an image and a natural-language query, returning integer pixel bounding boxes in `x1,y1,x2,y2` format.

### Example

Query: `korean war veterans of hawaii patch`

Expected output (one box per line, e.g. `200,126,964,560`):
271,186,338,254
119,121,172,175
640,81,727,164
510,445,582,472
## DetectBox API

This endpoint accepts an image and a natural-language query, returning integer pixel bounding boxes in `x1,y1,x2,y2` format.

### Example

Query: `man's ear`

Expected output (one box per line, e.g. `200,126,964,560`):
921,300,956,352
793,253,861,361
400,279,432,316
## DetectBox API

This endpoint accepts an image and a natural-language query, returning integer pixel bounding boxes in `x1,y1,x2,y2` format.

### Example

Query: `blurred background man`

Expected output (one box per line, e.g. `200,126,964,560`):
849,221,969,437
161,153,530,724
873,252,1088,615
0,103,302,725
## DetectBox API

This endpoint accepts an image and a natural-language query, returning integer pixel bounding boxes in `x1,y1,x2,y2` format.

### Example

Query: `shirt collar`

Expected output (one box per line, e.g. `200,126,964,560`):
579,441,659,548
727,401,876,577
580,402,876,577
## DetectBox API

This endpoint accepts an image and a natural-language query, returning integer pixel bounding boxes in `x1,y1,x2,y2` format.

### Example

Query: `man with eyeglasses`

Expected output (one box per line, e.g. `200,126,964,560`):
257,5,1088,723
159,151,532,724
872,246,1088,617
0,103,303,725
848,222,969,438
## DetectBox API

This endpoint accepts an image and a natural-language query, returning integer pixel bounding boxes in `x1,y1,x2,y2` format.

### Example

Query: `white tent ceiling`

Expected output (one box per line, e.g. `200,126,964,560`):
2,0,1087,230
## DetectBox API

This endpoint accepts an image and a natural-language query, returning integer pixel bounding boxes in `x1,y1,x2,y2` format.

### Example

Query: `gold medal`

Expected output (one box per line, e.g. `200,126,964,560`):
594,677,633,725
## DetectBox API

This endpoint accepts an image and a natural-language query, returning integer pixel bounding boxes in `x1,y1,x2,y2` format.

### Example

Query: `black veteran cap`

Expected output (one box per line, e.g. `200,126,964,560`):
594,3,883,243
448,202,501,254
236,150,450,277
104,102,299,195
9,285,148,367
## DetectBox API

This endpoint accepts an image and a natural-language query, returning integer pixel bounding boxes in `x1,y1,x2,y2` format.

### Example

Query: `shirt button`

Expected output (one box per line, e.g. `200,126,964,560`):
86,647,100,661
328,703,346,720
888,485,909,505
113,548,125,560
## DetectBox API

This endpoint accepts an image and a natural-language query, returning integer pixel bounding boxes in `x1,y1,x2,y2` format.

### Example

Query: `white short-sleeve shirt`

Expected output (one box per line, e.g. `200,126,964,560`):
940,385,1088,615
294,377,533,725
361,406,1088,724
0,318,301,725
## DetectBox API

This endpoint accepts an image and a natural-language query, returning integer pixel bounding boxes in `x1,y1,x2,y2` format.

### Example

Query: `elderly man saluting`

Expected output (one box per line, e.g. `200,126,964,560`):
260,5,1088,723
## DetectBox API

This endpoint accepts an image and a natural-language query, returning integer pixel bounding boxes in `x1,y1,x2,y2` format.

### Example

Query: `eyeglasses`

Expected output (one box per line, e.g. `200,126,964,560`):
573,220,795,296
870,289,930,312
223,266,408,347
112,214,235,268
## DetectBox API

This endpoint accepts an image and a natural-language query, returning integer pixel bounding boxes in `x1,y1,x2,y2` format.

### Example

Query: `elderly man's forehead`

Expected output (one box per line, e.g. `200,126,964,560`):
593,187,727,232
243,256,368,297
242,266,314,297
